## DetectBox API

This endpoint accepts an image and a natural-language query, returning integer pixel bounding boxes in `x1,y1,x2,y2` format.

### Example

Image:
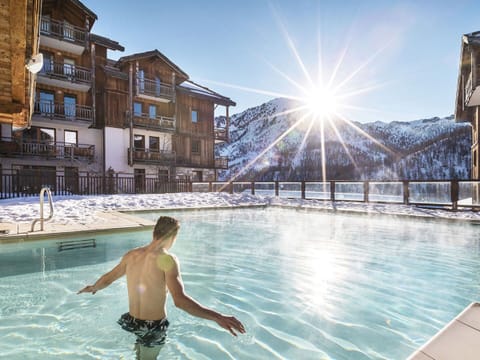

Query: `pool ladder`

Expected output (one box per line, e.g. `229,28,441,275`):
30,187,54,232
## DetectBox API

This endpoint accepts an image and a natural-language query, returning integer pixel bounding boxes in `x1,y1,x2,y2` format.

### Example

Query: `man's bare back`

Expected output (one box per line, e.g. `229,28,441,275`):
124,246,172,320
78,216,245,351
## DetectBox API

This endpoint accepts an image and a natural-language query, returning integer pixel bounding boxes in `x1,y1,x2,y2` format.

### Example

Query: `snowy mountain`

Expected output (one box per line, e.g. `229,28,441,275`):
216,98,471,181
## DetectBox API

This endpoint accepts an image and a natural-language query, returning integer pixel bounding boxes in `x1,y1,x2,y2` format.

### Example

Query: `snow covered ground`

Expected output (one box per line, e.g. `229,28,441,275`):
1,192,480,227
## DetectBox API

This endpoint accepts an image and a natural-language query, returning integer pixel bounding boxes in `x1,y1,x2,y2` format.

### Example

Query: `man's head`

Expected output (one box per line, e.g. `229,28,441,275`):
153,216,180,244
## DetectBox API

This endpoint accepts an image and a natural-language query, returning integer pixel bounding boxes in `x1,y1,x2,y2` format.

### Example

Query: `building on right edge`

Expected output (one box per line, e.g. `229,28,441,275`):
455,31,480,179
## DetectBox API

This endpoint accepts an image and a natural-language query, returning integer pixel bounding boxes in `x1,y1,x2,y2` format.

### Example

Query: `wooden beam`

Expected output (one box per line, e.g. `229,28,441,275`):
10,0,27,104
0,101,24,113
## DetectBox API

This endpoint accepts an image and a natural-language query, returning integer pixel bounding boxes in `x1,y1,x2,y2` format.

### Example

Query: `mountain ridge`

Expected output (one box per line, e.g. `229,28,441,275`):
216,98,471,181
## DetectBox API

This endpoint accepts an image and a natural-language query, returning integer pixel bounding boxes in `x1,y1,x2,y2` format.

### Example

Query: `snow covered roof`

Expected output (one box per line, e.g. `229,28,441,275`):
463,31,480,46
177,80,236,107
117,50,189,80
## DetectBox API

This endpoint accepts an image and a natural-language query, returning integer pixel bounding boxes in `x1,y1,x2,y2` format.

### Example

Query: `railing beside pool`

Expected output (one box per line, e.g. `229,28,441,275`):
190,180,480,211
1,169,480,210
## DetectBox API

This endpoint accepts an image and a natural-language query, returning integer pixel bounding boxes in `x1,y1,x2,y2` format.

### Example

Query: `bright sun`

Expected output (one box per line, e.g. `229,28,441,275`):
304,85,339,120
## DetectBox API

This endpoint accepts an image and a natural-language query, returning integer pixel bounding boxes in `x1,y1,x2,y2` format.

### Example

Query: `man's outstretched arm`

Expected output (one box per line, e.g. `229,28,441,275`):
162,254,246,336
77,256,127,295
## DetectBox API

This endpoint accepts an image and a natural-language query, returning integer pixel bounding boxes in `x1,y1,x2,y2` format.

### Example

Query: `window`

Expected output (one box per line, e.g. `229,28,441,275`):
134,134,145,150
149,105,156,119
40,128,55,143
22,126,55,143
64,130,77,145
63,20,74,41
134,102,142,116
64,95,76,118
191,110,198,123
192,170,203,182
41,52,54,74
64,130,77,158
41,15,51,34
64,58,75,78
39,91,54,114
149,136,159,152
191,139,200,154
155,77,161,96
138,70,145,93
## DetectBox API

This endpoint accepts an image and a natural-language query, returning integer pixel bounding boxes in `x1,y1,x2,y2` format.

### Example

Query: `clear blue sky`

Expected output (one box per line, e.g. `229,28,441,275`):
82,0,480,123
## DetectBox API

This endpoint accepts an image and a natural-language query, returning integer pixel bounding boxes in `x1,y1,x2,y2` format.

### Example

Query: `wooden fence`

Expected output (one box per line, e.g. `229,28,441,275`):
0,171,190,199
1,172,480,210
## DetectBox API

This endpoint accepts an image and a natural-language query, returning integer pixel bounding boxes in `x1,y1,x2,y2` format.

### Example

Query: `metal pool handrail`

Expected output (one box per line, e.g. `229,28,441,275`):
30,187,54,232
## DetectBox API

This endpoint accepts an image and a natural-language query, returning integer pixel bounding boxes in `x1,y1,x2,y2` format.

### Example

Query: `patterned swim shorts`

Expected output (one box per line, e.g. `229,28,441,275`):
117,312,169,347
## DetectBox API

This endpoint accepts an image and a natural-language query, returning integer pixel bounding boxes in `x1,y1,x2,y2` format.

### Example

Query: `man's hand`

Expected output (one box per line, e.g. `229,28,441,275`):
77,285,97,295
215,314,246,336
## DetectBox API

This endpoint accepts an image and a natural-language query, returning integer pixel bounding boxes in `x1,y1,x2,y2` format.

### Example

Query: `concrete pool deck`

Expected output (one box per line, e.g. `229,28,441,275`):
408,302,480,360
0,204,268,243
0,211,156,243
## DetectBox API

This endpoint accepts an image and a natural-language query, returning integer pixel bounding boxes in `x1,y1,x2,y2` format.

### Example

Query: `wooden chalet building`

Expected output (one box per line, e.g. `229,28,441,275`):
455,31,480,179
0,0,234,194
102,50,235,189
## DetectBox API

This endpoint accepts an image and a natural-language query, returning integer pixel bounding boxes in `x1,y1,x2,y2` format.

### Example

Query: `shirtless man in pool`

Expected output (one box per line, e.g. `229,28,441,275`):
78,216,245,358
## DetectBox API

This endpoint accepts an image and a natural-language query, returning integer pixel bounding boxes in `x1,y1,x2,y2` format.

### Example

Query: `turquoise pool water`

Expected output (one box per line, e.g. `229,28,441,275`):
1,208,480,359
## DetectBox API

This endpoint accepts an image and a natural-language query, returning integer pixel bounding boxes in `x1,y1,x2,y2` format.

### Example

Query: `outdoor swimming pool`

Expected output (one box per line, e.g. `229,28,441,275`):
1,208,479,359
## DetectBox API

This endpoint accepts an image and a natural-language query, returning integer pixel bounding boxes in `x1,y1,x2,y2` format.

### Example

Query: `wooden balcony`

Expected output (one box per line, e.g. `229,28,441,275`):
132,114,175,132
214,128,228,143
33,101,93,124
136,78,174,102
175,156,228,169
39,17,87,55
37,61,92,92
0,137,95,162
129,148,176,165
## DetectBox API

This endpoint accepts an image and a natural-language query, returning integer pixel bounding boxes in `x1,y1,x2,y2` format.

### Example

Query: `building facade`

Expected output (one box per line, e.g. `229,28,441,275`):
455,31,480,179
0,0,234,194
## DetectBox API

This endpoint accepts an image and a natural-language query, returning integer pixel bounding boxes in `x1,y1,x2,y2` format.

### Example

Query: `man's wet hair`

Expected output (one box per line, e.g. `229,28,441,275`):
153,216,180,241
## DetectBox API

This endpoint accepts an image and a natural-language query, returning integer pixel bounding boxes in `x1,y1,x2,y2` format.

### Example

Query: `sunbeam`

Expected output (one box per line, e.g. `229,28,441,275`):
221,112,311,189
327,118,360,173
202,4,399,184
289,117,316,179
335,112,397,157
270,3,315,88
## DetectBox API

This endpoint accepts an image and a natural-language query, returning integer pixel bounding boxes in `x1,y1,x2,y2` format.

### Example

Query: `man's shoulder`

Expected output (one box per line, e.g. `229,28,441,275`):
156,252,177,272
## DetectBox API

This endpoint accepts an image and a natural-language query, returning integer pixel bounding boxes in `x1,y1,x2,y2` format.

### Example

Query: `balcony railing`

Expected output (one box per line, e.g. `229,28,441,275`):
137,78,174,101
215,156,228,169
214,128,228,142
132,114,175,131
39,61,92,85
40,17,87,45
34,101,93,122
129,148,176,165
175,156,228,169
0,137,94,161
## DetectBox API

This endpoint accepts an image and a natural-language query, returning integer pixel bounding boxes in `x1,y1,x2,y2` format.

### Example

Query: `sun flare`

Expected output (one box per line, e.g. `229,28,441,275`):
208,6,393,186
304,85,339,120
